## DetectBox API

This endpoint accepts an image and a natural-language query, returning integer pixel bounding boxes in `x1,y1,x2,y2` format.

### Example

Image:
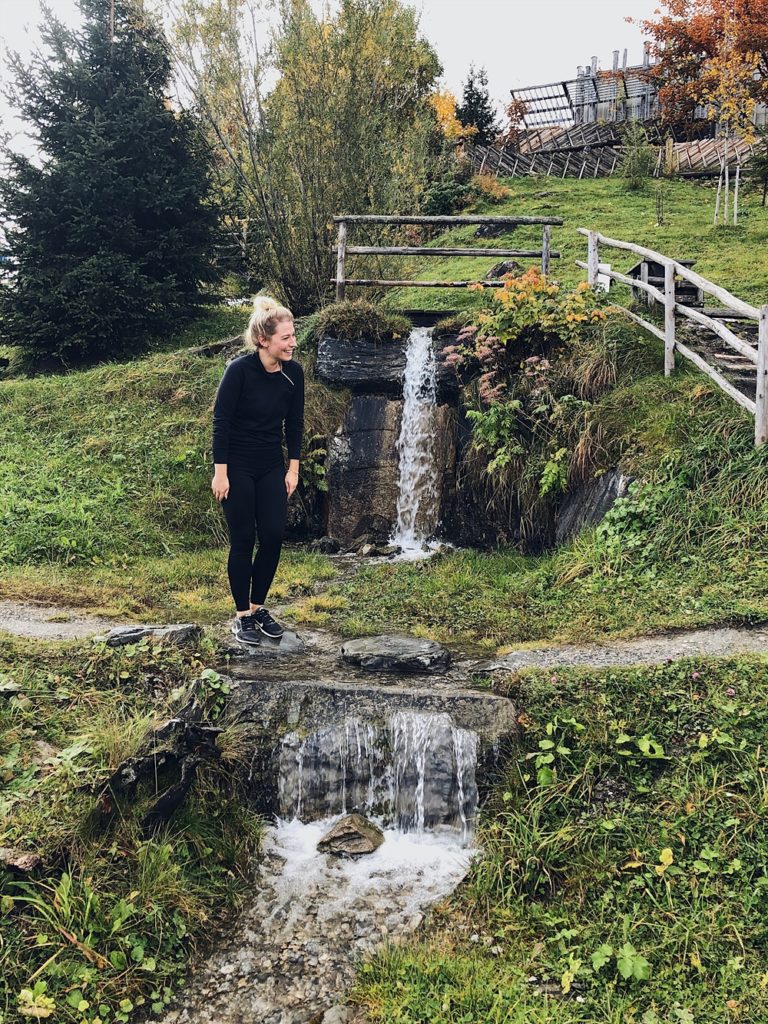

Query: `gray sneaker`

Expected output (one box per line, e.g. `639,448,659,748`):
232,614,261,646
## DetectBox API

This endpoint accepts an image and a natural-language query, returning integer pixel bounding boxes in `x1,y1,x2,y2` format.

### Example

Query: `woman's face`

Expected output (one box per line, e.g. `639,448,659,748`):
260,318,296,363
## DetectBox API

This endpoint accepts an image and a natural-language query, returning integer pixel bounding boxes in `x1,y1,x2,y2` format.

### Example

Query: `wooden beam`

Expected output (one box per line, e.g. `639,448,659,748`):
333,214,563,225
757,306,768,445
587,230,599,286
577,228,760,319
334,246,560,258
541,224,552,274
335,220,347,302
664,261,676,376
330,278,508,288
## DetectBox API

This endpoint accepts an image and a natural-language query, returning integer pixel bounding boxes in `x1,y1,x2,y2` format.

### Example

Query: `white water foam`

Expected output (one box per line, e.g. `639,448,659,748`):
392,326,440,557
270,815,473,922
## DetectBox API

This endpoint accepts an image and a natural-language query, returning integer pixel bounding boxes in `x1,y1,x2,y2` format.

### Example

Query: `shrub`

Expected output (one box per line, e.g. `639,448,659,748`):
306,301,411,346
445,270,638,549
620,120,657,191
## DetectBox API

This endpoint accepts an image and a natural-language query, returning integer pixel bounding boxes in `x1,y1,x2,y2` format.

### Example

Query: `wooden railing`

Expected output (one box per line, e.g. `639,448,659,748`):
331,214,562,301
576,228,768,446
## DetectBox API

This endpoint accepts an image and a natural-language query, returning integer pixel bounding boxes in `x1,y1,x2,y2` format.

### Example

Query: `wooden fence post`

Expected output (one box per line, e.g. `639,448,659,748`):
756,305,768,446
664,261,676,376
335,220,347,302
541,224,551,275
640,261,651,308
587,230,599,286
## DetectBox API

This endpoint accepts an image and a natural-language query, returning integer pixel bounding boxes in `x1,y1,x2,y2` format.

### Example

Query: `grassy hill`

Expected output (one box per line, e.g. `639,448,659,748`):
380,176,768,311
0,305,346,620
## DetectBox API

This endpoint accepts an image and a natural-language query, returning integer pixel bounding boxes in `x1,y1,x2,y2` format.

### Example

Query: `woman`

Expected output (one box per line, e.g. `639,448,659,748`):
211,295,304,645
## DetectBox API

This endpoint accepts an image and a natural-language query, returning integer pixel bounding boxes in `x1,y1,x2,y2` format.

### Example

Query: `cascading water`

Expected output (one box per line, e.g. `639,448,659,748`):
277,710,479,844
391,326,440,555
162,712,480,1022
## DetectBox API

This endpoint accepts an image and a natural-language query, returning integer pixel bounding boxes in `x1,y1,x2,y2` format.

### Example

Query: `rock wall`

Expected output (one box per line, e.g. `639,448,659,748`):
320,333,460,547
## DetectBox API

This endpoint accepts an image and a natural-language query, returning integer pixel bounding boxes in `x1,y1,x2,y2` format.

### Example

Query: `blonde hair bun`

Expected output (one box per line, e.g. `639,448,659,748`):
244,293,294,351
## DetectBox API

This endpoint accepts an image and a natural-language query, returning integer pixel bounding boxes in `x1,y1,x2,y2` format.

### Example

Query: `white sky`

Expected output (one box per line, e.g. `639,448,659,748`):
0,0,661,138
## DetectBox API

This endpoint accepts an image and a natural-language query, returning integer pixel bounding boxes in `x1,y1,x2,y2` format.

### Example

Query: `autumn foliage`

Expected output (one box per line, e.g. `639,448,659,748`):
640,0,768,137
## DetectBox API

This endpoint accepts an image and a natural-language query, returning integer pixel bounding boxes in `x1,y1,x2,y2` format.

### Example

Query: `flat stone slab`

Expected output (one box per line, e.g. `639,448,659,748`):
488,625,768,672
98,624,203,648
341,635,451,675
221,629,306,659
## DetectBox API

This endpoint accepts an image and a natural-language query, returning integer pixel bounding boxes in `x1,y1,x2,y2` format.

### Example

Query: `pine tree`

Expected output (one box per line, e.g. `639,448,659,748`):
456,65,500,145
0,0,218,365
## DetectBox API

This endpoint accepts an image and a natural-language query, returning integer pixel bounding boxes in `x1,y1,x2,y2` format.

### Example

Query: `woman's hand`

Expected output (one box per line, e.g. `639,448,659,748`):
212,471,230,502
285,468,299,498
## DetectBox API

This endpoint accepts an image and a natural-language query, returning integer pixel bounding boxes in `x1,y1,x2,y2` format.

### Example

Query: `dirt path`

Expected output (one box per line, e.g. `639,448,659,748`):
491,624,768,671
0,599,117,640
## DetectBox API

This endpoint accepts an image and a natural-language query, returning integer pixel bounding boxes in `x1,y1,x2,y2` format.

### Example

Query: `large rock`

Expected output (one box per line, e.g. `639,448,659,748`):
325,396,401,544
317,333,460,403
341,635,451,675
316,335,406,394
317,813,384,858
555,468,633,545
98,624,203,648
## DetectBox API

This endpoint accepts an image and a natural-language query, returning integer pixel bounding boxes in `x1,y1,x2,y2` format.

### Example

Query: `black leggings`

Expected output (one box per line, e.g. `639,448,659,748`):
221,462,287,612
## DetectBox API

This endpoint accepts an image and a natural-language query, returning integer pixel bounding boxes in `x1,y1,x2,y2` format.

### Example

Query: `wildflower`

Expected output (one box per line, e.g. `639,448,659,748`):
691,671,701,681
726,686,736,696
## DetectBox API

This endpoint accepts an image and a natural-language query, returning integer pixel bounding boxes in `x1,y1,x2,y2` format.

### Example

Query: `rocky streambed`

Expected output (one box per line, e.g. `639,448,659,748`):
140,628,519,1024
159,819,471,1024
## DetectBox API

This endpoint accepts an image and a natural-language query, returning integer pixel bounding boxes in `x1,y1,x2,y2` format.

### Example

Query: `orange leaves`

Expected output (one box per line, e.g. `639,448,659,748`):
641,0,768,132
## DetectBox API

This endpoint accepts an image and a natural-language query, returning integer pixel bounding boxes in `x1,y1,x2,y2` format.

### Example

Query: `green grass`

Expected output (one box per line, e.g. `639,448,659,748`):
287,365,768,651
0,548,337,624
0,308,346,572
0,633,262,1024
375,177,768,312
353,656,768,1024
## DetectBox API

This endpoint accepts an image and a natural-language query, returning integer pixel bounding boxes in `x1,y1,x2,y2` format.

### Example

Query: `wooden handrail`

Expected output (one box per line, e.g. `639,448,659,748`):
334,246,560,259
577,227,759,319
578,226,767,445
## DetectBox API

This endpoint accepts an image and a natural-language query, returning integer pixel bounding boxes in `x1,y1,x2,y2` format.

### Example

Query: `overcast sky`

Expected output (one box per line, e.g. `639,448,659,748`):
0,0,661,139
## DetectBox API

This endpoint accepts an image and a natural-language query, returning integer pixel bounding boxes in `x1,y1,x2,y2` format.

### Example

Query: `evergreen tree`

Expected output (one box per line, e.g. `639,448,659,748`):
0,0,218,365
456,65,500,145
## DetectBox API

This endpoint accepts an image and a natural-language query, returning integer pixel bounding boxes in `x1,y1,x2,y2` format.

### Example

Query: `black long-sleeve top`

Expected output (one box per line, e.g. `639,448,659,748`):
212,354,304,466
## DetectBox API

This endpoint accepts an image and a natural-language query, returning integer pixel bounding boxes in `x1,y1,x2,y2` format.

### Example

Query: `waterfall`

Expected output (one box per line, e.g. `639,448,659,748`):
277,710,479,842
391,326,440,554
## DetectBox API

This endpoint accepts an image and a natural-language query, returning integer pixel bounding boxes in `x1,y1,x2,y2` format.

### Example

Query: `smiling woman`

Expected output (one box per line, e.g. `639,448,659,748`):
211,295,305,646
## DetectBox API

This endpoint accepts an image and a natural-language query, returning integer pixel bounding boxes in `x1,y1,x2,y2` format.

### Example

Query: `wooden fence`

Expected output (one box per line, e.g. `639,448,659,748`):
576,228,768,446
332,214,562,301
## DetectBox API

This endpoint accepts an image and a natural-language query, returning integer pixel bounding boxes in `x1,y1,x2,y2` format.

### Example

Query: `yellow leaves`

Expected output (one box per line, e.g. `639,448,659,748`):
622,856,645,870
429,90,474,142
655,847,675,876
